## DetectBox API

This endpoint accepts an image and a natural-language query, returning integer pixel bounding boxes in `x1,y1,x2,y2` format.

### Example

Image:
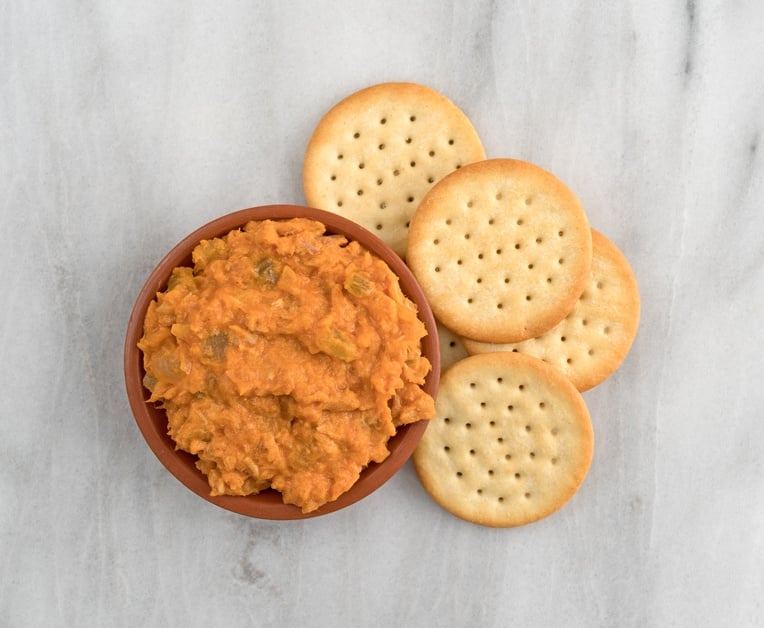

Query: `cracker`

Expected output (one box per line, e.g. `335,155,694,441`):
413,352,594,527
436,320,469,373
463,230,640,391
303,82,486,256
406,158,592,344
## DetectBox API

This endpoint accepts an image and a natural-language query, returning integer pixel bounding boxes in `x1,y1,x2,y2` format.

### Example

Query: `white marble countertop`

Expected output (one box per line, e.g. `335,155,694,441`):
3,1,763,626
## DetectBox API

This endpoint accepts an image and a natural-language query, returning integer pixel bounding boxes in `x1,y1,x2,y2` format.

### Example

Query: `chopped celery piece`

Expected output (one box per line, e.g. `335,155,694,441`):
344,272,373,297
201,332,228,361
316,327,358,362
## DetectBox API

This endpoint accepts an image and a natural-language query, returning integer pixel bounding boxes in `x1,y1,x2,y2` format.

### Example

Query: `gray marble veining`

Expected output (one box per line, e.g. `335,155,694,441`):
2,1,763,626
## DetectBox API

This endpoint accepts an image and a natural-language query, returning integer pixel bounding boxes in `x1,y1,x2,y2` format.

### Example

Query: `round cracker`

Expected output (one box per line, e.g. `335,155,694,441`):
413,352,594,527
406,158,592,344
436,320,469,373
463,230,640,391
303,82,486,257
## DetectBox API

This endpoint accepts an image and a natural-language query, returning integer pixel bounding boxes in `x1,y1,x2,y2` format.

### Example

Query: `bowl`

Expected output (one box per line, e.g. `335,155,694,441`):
124,205,440,519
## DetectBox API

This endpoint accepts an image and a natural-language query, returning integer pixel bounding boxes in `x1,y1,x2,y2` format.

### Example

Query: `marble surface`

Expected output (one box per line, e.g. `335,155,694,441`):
2,1,763,626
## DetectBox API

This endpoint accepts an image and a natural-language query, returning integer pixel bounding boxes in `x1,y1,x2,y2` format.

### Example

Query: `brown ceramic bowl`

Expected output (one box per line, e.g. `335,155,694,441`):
124,205,440,520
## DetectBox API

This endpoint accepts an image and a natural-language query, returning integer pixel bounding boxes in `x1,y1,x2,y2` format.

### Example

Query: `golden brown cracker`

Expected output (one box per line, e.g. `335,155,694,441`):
463,230,640,391
406,159,592,344
413,352,594,527
436,320,469,373
303,82,486,256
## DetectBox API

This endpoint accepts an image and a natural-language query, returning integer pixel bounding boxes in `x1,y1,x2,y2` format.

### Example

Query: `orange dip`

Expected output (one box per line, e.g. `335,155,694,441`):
138,218,435,512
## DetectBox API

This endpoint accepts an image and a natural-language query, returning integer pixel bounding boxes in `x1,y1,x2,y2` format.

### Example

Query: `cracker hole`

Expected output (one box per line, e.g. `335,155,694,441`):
376,178,383,186
566,358,572,364
588,349,594,356
480,402,486,407
507,404,514,411
444,417,451,424
496,193,503,200
410,115,417,122
406,137,412,144
525,424,531,431
469,382,477,388
429,150,435,156
497,303,504,309
551,458,558,465
560,336,567,342
582,319,588,326
337,201,343,207
558,230,565,237
353,132,360,138
551,427,559,436
515,472,521,479
434,266,441,273
539,402,546,409
497,437,504,443
515,243,521,250
393,169,400,176
357,190,363,196
330,175,337,181
467,297,473,304
505,454,512,460
478,253,484,259
519,384,525,390
477,489,483,495
380,202,387,209
546,277,553,283
433,238,440,245
410,161,416,168
535,237,543,244
407,196,414,203
464,233,471,240
604,326,611,334
380,117,387,125
504,277,510,284
530,452,536,459
469,449,476,455
525,295,532,301
378,144,385,150
448,139,455,145
489,420,496,426
405,221,410,228
488,469,494,475
358,163,365,170
497,377,503,383
498,496,505,503
467,201,474,208
465,422,472,429
525,492,531,499
457,259,463,265
597,282,604,289
443,446,450,452
455,164,462,169
456,471,463,477
525,197,532,205
445,218,452,225
528,263,534,269
496,248,503,255
376,224,383,231
427,176,435,183
558,258,565,265
338,154,344,160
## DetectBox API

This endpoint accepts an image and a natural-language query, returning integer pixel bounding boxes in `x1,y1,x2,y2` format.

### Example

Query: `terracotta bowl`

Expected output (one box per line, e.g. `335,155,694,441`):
124,205,440,520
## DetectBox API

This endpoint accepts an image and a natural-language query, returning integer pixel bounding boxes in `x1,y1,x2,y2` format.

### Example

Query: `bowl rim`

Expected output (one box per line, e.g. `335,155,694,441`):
123,204,440,520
